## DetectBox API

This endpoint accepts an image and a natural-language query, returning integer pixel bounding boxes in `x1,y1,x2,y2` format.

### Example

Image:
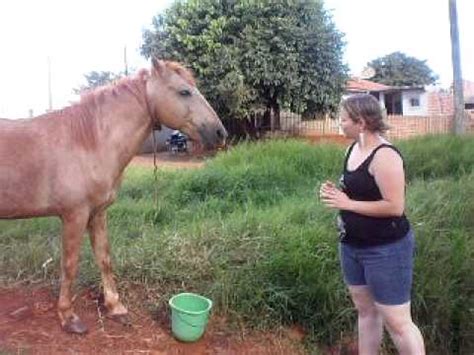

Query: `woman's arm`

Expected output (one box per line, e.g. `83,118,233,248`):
320,148,405,217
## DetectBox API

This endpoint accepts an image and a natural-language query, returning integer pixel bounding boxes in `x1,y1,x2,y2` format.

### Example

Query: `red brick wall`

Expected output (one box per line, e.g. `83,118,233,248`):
427,92,453,115
298,113,474,141
385,115,454,140
386,113,474,139
466,111,474,131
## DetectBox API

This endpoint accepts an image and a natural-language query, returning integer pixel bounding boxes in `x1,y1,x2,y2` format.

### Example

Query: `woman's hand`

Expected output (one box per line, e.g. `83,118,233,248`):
319,180,352,210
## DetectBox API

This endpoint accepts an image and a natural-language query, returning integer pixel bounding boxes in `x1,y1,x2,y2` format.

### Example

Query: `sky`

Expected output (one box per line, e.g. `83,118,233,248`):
0,0,472,118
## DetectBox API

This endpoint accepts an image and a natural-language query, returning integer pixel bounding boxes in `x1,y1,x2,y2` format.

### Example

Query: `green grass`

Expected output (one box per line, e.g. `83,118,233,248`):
1,136,473,353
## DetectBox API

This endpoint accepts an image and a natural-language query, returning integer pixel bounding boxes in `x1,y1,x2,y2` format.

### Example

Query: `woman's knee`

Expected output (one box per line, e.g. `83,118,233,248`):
376,302,413,335
349,286,378,317
384,317,415,337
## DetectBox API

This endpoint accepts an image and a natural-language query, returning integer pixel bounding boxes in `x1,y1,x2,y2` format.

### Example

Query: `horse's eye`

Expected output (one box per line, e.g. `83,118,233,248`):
179,89,191,97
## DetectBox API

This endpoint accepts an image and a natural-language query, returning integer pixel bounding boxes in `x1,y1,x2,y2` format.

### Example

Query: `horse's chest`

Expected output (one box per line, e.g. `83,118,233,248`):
88,176,123,209
88,182,117,207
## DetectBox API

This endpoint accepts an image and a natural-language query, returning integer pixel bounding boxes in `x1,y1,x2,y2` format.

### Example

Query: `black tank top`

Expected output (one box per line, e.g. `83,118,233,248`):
337,143,410,247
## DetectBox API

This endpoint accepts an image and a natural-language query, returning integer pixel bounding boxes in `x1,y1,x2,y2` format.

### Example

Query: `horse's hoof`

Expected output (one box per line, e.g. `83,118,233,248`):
108,313,132,327
62,318,88,334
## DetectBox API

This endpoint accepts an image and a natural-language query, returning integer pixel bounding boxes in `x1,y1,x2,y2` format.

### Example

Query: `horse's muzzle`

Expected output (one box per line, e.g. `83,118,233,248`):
198,124,228,150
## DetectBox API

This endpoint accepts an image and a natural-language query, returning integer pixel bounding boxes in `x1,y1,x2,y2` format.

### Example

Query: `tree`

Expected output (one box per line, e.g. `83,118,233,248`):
73,71,122,94
141,0,347,136
368,51,438,87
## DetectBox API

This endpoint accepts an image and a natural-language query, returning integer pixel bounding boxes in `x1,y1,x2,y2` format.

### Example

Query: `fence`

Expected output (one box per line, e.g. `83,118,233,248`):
385,115,454,140
275,111,474,140
222,111,474,142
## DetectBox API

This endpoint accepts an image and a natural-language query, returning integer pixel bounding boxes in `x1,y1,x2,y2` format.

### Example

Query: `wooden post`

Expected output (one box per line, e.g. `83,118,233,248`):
449,0,465,134
47,56,53,112
124,46,129,76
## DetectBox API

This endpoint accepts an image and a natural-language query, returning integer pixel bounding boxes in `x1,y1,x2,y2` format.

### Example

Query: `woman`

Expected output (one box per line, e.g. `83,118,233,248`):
320,94,425,354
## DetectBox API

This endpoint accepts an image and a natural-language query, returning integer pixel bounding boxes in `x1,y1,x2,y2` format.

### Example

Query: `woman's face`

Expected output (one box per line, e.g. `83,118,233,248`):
339,108,363,139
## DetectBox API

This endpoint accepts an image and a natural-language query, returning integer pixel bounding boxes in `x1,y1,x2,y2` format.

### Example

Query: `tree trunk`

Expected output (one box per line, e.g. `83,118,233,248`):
270,95,281,131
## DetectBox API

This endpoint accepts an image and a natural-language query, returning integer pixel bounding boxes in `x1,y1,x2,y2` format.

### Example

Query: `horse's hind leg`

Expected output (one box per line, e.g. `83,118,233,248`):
58,209,90,334
88,210,130,325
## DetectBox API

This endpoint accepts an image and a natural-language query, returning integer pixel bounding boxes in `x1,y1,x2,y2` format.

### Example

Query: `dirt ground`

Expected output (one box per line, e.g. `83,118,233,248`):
0,285,313,355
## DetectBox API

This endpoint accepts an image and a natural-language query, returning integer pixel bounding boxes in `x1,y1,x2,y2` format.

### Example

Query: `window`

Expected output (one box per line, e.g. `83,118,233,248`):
410,97,420,107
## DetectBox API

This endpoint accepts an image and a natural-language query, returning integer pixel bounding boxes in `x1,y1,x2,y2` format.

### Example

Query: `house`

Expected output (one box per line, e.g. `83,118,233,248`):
345,78,428,116
346,78,474,116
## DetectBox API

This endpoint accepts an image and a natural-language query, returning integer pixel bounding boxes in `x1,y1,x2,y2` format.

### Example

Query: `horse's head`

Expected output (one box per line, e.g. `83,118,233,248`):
145,58,227,151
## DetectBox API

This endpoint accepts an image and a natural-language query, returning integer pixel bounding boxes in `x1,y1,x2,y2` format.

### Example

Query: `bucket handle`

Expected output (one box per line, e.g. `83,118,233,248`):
175,311,209,328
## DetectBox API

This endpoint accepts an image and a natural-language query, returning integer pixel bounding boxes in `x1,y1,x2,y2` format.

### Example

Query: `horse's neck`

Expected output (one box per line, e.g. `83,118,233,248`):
99,100,152,171
88,84,153,175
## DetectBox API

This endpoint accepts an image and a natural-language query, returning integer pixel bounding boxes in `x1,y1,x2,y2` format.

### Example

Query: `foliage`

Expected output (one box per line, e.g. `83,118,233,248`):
73,70,123,94
141,0,348,134
368,51,438,86
1,136,474,353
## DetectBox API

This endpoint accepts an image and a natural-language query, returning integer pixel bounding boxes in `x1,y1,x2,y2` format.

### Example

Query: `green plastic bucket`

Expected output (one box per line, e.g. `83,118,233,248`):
169,292,213,342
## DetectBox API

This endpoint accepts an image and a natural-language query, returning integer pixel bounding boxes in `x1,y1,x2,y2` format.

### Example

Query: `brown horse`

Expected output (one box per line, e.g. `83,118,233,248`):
0,59,227,334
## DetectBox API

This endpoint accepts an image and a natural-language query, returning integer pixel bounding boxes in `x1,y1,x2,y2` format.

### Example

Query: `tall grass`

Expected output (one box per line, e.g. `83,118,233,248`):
399,134,474,180
1,136,473,353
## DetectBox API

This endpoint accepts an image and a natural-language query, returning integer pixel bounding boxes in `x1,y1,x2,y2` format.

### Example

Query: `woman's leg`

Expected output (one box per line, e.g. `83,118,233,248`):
376,302,425,355
348,285,383,355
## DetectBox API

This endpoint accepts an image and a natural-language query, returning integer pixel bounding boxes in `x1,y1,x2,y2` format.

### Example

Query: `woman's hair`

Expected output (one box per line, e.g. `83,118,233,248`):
341,94,390,133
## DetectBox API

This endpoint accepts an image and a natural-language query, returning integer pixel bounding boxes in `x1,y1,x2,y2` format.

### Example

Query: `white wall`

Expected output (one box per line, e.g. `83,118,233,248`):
402,90,428,116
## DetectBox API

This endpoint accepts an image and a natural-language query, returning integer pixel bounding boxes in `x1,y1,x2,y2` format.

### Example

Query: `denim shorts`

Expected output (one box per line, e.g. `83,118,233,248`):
339,230,415,305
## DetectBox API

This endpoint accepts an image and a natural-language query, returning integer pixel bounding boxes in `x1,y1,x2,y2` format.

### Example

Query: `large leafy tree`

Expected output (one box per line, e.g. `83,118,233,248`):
368,51,438,86
141,0,347,136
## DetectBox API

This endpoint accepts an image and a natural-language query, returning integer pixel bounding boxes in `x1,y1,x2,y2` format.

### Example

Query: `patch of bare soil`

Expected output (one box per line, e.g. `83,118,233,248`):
130,134,351,170
301,134,352,146
0,286,310,354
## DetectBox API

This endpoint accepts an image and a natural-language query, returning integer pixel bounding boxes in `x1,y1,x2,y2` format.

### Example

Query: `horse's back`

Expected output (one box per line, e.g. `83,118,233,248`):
0,118,44,169
0,117,49,164
0,118,62,218
0,115,118,219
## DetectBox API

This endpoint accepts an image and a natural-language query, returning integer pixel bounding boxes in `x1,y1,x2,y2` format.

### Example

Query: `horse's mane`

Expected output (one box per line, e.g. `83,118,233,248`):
42,70,149,150
41,61,195,150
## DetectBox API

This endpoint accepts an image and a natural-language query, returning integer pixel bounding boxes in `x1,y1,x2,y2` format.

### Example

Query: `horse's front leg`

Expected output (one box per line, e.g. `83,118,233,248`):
58,209,90,334
88,210,130,325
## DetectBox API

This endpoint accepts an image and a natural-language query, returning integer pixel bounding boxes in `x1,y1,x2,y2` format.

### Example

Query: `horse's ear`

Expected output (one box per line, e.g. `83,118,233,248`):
152,58,165,75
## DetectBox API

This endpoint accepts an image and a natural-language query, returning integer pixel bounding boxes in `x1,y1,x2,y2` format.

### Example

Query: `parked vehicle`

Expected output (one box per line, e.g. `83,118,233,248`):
166,131,188,153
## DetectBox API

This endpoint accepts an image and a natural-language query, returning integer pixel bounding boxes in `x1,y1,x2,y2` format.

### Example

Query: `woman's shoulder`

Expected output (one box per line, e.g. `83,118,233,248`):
372,144,404,169
374,141,403,158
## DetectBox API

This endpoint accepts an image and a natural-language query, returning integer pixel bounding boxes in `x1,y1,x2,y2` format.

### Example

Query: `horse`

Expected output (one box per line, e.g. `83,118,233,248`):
0,58,227,334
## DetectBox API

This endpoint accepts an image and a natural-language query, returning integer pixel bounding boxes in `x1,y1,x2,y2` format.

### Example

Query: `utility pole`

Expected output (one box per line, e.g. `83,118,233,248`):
124,46,129,76
449,0,464,134
47,56,53,111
